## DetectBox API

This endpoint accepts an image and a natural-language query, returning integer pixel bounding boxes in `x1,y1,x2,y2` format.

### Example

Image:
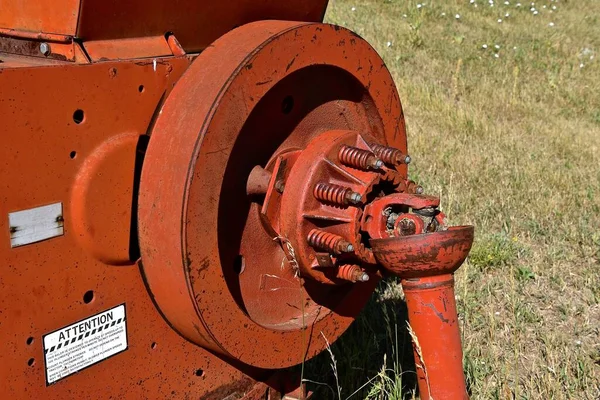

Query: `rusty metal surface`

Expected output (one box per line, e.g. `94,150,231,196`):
403,274,469,400
0,36,89,62
371,228,473,399
1,1,476,396
371,226,474,277
138,20,406,369
83,36,173,61
0,56,270,399
0,0,328,54
0,0,80,37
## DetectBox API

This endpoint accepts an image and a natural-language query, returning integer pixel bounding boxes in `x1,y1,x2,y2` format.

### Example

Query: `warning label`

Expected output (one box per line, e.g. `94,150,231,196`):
43,304,127,385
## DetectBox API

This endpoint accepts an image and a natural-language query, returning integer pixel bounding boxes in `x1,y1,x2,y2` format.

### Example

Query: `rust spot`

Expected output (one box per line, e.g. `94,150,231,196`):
423,302,449,323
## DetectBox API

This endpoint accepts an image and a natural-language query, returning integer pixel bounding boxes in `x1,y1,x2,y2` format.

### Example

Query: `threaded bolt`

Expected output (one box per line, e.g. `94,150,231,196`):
415,185,424,194
369,143,411,166
314,182,362,206
336,265,370,282
307,229,354,254
338,145,383,170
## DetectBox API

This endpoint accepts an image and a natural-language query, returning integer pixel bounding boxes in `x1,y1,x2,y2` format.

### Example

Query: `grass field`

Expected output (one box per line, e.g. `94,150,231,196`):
304,0,600,398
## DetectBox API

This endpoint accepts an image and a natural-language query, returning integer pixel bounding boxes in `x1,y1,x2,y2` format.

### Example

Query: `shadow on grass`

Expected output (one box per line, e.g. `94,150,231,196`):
302,280,418,399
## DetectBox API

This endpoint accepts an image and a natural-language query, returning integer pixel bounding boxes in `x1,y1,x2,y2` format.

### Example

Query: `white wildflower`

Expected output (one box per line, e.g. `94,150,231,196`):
417,3,422,8
351,6,356,11
495,311,501,316
575,340,582,346
455,13,461,19
494,53,500,58
533,10,539,15
516,2,521,6
498,18,503,23
441,12,446,16
504,0,510,4
482,43,488,49
549,22,555,26
495,44,501,49
580,63,585,68
505,12,510,17
552,5,557,9
386,41,392,47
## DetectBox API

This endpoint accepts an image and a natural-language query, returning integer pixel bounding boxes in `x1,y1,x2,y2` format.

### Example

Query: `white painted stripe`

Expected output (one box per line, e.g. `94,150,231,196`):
8,202,64,247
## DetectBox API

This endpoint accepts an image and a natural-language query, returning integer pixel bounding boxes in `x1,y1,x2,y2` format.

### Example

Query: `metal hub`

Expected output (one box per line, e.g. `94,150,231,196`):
138,21,407,369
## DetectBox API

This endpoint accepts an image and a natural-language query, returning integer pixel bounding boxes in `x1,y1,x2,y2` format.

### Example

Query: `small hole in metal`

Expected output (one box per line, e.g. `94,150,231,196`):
233,255,245,275
151,342,157,350
73,109,85,124
83,290,94,304
138,85,145,93
281,95,294,114
69,151,77,159
26,337,34,345
27,358,35,367
195,369,204,377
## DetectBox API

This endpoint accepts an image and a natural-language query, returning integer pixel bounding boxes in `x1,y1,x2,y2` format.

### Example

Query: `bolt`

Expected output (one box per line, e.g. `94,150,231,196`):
348,192,362,204
369,143,411,165
39,43,50,56
307,229,354,255
314,182,362,207
338,145,383,170
415,186,424,194
357,272,370,282
336,265,370,282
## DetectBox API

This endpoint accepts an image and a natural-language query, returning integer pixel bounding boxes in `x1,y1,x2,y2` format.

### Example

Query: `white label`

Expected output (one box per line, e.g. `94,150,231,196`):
8,202,64,247
43,304,128,385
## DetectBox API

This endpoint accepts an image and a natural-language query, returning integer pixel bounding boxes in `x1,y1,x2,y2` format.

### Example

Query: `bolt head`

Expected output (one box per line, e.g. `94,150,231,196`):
349,192,362,204
345,244,354,252
374,159,384,169
415,186,424,194
404,155,412,164
358,272,370,282
39,42,50,56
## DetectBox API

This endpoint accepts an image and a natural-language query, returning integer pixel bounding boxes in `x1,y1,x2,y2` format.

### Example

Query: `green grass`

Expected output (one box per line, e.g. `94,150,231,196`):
304,0,600,398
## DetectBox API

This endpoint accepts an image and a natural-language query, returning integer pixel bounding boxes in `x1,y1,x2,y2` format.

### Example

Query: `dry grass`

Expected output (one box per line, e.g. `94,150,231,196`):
305,0,600,398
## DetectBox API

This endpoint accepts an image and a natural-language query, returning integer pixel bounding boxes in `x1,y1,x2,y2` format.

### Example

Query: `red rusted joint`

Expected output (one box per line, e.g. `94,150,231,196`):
371,226,474,400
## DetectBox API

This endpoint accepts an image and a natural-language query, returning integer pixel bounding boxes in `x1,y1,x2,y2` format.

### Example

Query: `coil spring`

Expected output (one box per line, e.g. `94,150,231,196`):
307,229,353,254
314,183,359,206
369,143,409,165
336,265,369,282
338,145,382,170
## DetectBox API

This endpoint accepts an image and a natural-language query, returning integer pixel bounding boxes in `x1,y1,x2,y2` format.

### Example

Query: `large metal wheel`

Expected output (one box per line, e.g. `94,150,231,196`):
138,20,406,369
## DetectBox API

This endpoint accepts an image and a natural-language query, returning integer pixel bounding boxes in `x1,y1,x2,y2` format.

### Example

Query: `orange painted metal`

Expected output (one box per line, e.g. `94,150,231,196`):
1,1,475,396
0,0,80,36
372,227,474,399
137,20,402,369
83,36,173,62
0,55,261,398
403,275,469,400
1,0,328,54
